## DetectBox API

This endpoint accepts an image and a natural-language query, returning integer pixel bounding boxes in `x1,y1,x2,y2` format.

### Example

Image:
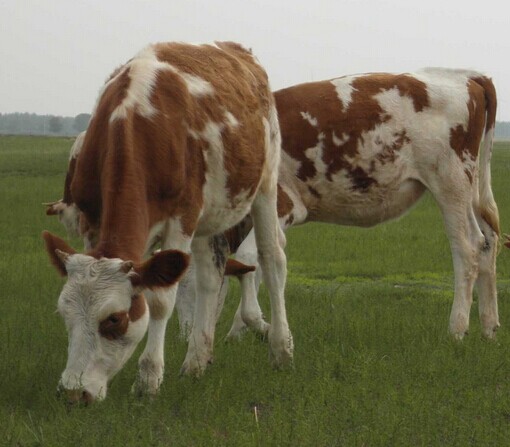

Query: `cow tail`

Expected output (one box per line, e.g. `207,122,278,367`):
475,75,500,236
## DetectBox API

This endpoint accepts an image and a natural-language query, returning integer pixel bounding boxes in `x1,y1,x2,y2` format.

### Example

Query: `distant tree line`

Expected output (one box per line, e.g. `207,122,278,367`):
0,113,91,136
1,112,510,140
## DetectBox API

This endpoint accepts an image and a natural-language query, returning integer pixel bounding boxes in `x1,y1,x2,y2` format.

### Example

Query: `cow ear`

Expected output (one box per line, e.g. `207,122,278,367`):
224,258,256,276
131,250,190,290
42,231,77,276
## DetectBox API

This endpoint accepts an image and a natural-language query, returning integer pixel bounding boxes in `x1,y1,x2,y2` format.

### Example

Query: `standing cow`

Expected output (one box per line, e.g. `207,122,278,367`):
219,69,500,341
42,41,292,404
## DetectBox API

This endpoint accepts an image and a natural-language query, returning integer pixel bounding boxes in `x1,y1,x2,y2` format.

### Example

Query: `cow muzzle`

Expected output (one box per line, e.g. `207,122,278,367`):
57,384,95,406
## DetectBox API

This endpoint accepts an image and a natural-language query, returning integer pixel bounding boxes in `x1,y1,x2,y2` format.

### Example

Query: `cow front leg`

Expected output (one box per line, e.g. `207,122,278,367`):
181,234,227,376
133,219,192,395
132,287,178,396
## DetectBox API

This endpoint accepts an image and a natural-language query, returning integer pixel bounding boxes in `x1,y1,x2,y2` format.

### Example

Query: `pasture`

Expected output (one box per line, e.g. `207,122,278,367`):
2,135,510,446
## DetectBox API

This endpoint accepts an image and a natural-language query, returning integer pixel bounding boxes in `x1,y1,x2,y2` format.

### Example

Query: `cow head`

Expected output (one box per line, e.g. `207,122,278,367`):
42,231,190,404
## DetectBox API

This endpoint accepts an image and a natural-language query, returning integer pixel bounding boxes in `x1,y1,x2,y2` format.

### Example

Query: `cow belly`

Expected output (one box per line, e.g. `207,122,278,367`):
308,178,426,227
195,201,253,237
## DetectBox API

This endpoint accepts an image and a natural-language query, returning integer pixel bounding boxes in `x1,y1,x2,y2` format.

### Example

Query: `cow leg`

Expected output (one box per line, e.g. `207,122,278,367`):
176,242,231,342
132,222,192,395
475,217,500,338
251,190,293,367
132,287,178,395
436,196,483,339
175,262,196,340
227,229,269,339
180,234,228,376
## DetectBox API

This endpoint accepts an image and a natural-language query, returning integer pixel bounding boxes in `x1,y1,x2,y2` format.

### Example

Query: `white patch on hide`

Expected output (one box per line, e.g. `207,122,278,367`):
332,131,349,146
70,131,86,160
304,132,328,175
330,75,362,112
179,72,214,97
300,111,318,127
108,45,215,123
224,110,239,129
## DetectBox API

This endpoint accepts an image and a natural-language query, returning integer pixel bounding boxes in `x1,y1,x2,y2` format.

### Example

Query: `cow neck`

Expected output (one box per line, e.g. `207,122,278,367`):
90,121,150,264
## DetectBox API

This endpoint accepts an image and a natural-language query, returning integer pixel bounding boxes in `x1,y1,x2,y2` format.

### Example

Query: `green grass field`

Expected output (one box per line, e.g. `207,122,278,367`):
2,135,510,446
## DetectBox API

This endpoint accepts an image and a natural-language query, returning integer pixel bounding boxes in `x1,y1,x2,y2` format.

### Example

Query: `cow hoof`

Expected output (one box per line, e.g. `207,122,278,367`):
253,320,270,337
269,330,294,369
131,377,160,398
482,323,500,340
450,330,468,341
226,321,248,341
449,315,469,341
180,353,212,377
132,358,163,397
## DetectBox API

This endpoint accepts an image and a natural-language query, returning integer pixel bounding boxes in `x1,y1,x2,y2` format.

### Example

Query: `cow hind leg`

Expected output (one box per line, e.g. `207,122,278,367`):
226,229,269,340
180,234,228,376
435,194,483,339
250,189,293,367
175,239,230,341
175,263,197,340
475,216,500,338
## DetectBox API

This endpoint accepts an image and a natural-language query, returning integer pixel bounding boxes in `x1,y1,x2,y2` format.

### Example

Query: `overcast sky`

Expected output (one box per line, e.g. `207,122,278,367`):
2,0,509,120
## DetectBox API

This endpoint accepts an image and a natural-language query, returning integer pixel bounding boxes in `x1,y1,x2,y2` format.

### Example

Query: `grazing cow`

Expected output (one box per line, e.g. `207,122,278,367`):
218,69,499,341
45,134,256,336
45,133,255,338
42,41,292,404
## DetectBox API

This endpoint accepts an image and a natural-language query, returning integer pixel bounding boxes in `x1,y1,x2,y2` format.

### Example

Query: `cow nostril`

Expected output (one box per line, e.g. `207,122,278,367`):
66,389,82,403
81,390,94,406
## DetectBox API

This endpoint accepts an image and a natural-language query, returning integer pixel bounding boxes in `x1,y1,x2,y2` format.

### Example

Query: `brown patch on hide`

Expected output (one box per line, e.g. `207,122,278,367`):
277,184,294,218
63,157,77,205
129,294,146,322
71,66,132,251
349,167,378,191
274,73,425,191
391,75,430,113
224,215,253,254
376,130,411,164
99,312,129,340
449,79,486,183
155,42,270,203
307,186,321,198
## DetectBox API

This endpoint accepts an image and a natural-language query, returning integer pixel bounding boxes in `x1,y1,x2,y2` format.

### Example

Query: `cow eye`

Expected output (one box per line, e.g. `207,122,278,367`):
108,314,120,324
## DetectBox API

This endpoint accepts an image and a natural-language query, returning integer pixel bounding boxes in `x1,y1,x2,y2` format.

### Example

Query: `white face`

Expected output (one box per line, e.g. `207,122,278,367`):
56,254,149,402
